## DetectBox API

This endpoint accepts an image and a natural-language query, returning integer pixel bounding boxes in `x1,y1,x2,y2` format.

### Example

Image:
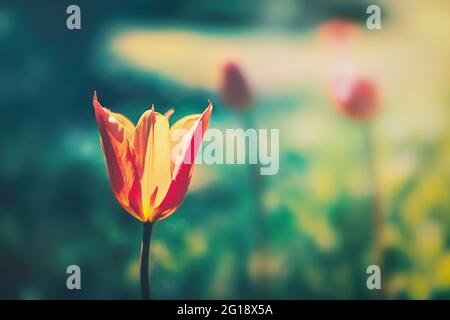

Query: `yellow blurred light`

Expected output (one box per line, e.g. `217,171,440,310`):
151,240,177,271
186,230,208,257
436,253,450,287
295,210,337,251
127,259,140,282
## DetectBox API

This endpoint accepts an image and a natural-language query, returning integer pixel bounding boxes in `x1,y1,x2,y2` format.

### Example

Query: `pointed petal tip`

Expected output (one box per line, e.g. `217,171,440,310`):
93,91,98,104
206,100,214,111
93,91,103,113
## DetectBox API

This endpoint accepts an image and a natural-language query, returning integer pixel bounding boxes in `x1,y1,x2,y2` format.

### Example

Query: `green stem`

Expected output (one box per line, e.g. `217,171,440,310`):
244,111,265,246
364,124,385,298
366,126,382,263
140,221,153,300
244,110,268,298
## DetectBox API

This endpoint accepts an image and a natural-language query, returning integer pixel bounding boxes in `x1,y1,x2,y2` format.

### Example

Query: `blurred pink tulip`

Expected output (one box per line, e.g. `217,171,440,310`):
330,72,380,121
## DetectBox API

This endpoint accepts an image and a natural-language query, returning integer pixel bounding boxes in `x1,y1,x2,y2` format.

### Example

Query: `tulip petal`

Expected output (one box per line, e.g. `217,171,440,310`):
134,108,172,221
154,102,213,221
109,111,136,141
93,93,144,221
167,113,200,174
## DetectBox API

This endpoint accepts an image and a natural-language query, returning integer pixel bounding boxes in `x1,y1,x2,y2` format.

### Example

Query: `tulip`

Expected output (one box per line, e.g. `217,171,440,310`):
329,72,385,296
220,61,253,110
329,72,380,121
317,19,360,47
220,60,271,295
93,92,212,299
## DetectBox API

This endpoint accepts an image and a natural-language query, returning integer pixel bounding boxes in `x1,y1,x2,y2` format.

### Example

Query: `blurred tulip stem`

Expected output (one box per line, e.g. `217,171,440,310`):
244,112,266,245
140,221,154,300
364,124,385,296
244,110,269,297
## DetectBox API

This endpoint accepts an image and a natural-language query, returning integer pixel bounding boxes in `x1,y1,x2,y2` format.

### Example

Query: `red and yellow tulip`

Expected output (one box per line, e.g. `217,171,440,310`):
93,92,212,222
93,92,212,299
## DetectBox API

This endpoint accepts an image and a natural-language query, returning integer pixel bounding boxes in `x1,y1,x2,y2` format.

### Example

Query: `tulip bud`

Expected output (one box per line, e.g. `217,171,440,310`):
330,72,380,121
220,61,253,110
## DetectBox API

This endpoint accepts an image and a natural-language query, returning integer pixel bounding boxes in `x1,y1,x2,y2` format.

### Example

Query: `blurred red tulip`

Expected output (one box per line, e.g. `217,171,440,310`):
220,61,253,110
317,19,360,47
329,73,380,121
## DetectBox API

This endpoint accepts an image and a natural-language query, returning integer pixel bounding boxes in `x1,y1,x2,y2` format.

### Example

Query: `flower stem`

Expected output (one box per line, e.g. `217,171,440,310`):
364,124,385,298
366,126,382,263
140,221,153,300
244,110,268,298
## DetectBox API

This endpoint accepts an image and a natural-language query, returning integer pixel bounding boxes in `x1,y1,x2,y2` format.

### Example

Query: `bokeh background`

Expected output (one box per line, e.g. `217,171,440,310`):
0,0,449,299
